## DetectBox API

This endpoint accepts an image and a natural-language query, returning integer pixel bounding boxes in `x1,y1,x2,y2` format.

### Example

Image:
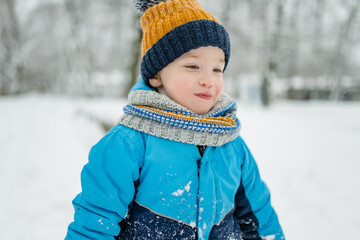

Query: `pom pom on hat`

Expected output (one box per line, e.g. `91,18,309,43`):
135,0,231,84
134,0,167,13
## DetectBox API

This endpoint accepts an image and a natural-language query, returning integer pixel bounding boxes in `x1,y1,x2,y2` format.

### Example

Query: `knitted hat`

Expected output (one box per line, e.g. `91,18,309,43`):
134,0,231,85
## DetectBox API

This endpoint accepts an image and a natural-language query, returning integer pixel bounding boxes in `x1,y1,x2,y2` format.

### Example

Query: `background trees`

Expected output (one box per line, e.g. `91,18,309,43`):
1,0,359,104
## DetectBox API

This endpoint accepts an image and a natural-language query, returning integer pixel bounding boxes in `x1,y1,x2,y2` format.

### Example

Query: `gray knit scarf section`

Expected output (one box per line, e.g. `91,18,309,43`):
119,90,241,146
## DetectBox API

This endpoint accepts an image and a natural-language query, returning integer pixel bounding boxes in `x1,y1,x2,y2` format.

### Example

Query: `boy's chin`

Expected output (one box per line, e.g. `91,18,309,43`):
190,106,212,115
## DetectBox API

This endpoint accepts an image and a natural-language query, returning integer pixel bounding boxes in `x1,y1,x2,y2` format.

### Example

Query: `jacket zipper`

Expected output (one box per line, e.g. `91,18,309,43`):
196,158,201,240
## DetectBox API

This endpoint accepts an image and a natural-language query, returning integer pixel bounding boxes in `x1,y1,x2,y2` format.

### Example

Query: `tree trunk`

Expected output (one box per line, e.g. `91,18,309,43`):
259,1,270,106
269,0,285,73
310,0,325,99
0,0,23,95
125,11,142,96
329,0,360,100
286,0,300,79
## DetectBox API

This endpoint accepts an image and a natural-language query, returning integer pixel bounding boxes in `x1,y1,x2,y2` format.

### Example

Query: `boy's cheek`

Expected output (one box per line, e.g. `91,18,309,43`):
173,80,193,91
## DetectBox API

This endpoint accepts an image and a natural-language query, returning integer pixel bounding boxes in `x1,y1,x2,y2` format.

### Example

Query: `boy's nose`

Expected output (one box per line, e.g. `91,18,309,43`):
198,72,215,87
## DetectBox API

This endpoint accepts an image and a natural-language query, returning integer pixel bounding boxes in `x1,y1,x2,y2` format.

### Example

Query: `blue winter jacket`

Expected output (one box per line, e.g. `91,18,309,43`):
66,81,284,239
65,125,284,239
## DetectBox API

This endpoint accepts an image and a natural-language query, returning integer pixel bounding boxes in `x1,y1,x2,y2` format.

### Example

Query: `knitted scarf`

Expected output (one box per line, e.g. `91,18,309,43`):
119,90,241,146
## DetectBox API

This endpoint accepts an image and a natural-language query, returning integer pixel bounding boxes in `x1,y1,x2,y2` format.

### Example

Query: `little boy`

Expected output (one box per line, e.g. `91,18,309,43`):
66,0,285,239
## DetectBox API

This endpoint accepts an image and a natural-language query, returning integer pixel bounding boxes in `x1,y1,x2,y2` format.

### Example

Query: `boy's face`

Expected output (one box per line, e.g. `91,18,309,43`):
149,46,225,115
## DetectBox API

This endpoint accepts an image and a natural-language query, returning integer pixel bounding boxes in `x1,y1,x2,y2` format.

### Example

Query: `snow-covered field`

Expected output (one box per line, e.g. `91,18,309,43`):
1,95,359,240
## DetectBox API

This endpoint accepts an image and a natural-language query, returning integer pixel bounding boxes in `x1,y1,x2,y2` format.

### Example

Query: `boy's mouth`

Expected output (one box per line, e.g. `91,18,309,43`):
194,93,212,100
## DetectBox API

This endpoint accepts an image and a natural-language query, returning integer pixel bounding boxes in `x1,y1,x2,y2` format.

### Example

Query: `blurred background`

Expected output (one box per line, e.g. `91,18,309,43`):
1,0,360,102
1,0,360,239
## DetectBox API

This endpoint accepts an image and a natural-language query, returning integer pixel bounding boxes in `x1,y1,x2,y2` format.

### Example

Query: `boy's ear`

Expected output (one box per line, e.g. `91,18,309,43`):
149,76,163,88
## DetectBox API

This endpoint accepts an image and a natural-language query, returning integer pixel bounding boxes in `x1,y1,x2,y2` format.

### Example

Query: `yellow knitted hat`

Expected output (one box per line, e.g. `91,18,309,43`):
134,0,231,83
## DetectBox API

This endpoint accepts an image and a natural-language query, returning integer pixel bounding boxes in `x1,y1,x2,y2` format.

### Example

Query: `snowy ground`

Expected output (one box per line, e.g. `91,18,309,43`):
1,95,359,240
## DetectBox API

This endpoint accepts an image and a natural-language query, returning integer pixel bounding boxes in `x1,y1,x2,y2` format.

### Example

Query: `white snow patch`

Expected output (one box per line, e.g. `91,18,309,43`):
172,189,184,197
172,181,192,196
261,235,275,240
189,221,196,228
184,181,192,192
203,223,206,229
198,228,204,240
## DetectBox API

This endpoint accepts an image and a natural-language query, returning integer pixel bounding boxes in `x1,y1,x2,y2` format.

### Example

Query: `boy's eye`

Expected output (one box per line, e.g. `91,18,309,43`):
185,65,199,70
213,68,223,73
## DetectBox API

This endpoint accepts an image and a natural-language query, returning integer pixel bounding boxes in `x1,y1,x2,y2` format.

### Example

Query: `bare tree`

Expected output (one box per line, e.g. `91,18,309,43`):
329,0,360,100
0,0,24,95
258,0,271,106
269,0,286,73
285,0,300,80
63,0,95,96
125,10,142,95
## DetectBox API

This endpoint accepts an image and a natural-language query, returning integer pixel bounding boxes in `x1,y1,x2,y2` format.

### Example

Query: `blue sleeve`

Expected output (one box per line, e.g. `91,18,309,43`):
234,137,285,240
65,125,144,240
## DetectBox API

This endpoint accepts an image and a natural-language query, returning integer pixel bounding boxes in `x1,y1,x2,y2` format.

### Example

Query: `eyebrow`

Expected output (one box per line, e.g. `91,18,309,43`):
183,53,200,59
182,54,225,63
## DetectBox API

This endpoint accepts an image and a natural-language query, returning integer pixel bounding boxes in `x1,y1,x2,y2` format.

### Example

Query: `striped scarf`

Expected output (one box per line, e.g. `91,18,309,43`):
119,90,241,146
